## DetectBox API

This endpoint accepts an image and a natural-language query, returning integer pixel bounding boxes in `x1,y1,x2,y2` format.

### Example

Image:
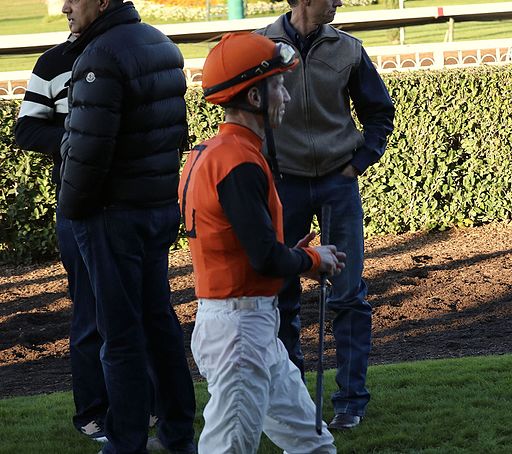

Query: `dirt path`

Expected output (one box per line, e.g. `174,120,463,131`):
1,222,511,398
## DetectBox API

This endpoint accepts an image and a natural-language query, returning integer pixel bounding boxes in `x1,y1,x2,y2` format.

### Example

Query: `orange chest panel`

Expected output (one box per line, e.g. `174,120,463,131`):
178,125,283,298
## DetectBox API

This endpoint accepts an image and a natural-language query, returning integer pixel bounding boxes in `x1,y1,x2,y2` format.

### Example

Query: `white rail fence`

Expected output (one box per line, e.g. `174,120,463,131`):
369,38,512,73
2,2,512,98
2,40,511,99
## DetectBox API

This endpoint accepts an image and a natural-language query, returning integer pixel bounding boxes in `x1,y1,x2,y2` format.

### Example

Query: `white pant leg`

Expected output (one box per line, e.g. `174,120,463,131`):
191,298,277,454
262,338,337,454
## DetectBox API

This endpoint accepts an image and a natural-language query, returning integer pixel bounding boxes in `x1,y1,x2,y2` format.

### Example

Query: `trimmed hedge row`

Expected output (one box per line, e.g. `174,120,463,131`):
1,65,511,263
366,65,512,236
0,101,57,264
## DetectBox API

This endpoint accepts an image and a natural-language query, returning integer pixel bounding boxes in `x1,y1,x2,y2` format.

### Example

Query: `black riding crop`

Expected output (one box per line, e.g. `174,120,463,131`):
316,203,331,435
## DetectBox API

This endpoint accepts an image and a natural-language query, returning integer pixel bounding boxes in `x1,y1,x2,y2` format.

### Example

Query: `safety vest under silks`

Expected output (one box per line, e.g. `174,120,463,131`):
179,123,286,299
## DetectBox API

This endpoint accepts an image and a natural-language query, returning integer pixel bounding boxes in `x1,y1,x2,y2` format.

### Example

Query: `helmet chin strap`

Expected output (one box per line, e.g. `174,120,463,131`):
259,81,281,179
222,80,281,179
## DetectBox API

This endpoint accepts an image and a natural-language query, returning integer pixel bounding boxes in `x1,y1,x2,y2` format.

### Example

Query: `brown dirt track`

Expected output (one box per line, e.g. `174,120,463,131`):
1,222,511,399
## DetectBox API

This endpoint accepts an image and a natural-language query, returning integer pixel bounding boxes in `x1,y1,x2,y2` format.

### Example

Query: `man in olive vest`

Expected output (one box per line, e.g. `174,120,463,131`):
257,0,395,430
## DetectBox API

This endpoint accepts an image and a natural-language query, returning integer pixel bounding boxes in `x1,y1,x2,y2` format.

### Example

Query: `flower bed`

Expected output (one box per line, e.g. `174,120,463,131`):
133,0,377,23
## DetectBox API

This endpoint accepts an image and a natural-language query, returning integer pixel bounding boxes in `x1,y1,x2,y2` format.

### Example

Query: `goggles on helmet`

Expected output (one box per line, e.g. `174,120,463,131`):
204,42,297,98
275,42,296,66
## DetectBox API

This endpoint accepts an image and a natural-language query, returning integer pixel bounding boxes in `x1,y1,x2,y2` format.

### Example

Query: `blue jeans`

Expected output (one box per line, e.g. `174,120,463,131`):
276,172,372,417
56,207,108,431
71,203,195,453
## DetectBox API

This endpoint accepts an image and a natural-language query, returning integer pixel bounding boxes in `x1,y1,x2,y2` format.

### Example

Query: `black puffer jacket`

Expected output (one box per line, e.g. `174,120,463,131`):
59,2,187,219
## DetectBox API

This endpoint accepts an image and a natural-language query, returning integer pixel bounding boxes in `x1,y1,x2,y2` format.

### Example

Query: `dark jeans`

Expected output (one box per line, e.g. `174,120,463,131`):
72,203,196,453
56,207,108,431
276,172,372,417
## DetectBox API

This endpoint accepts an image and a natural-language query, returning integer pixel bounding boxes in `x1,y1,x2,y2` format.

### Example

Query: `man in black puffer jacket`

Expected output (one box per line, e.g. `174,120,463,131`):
59,1,196,453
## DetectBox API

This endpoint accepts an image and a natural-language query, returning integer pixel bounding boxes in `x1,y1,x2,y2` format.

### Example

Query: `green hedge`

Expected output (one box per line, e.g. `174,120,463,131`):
0,100,57,264
1,65,511,264
365,65,512,236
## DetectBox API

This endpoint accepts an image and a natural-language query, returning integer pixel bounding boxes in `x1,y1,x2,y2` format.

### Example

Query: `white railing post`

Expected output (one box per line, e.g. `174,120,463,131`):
399,0,405,45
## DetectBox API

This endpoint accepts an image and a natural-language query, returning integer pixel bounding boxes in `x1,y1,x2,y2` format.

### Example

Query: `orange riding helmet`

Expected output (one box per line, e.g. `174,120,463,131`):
202,32,298,105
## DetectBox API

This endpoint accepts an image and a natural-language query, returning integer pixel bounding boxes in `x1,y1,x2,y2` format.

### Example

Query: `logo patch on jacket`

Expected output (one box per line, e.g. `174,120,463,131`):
86,72,96,83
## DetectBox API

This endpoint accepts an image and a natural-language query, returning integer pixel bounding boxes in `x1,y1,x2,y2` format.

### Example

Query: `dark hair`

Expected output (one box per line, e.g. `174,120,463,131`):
287,0,299,7
220,86,253,110
220,81,267,113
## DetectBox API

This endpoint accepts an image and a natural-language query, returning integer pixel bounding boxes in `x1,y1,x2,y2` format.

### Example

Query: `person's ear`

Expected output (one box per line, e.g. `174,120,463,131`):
247,86,262,109
98,0,110,13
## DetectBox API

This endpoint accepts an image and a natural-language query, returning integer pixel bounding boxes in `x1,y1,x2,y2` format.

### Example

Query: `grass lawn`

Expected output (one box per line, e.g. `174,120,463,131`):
353,19,512,47
1,354,511,453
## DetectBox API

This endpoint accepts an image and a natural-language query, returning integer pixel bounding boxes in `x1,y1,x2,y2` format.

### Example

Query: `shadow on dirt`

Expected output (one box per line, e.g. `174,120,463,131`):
1,225,511,399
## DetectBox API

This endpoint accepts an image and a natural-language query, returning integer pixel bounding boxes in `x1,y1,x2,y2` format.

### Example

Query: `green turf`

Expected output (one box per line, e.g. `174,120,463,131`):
353,19,512,47
1,354,511,453
0,53,41,72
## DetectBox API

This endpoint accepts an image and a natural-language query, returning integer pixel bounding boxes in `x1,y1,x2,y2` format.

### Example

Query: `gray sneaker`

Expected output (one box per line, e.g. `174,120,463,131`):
98,436,195,453
146,437,166,451
146,436,196,453
328,413,362,430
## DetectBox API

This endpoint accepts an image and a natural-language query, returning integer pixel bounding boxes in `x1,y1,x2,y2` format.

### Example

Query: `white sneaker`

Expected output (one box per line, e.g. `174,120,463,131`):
80,420,108,443
149,414,159,428
97,435,168,453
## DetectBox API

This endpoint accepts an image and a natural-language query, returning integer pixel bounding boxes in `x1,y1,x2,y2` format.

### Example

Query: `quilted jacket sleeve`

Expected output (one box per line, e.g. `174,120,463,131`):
59,46,124,219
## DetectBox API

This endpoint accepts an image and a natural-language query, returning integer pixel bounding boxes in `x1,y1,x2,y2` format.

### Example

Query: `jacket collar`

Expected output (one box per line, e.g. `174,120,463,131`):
64,1,140,54
265,13,340,44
